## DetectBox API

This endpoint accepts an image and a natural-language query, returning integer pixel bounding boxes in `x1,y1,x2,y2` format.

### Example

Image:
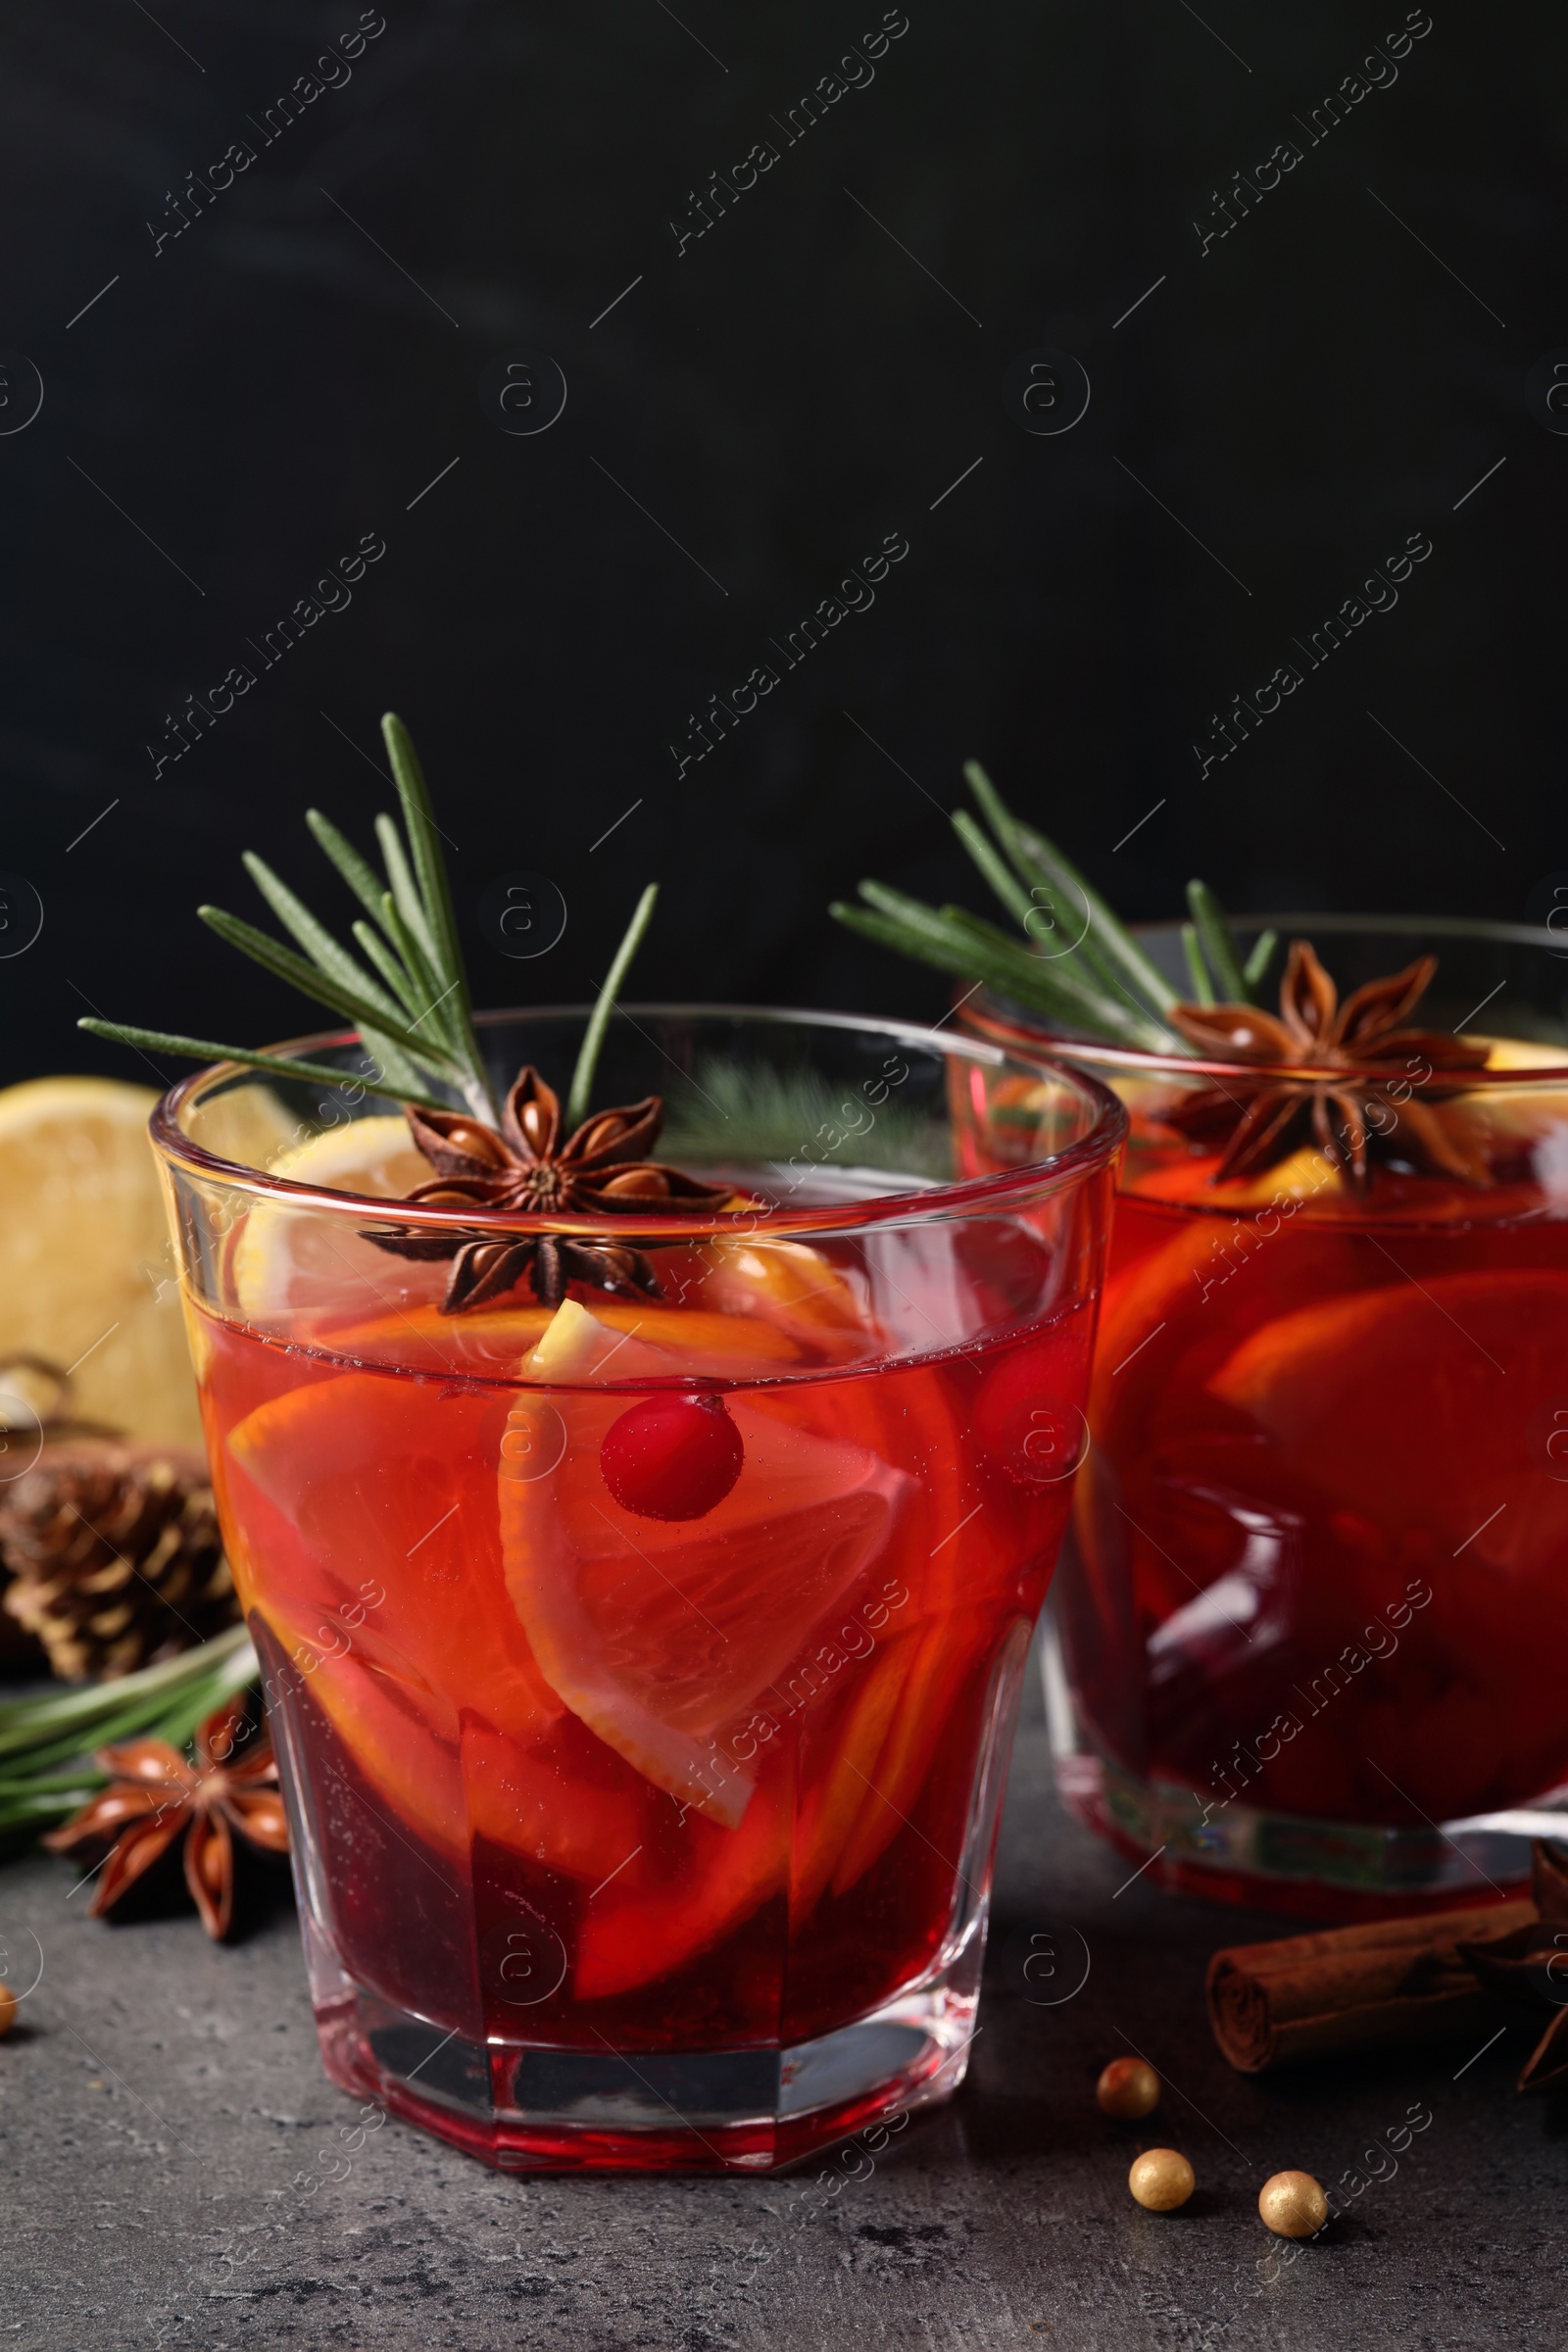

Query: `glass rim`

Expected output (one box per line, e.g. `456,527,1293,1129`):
148,1002,1129,1241
968,911,1568,1087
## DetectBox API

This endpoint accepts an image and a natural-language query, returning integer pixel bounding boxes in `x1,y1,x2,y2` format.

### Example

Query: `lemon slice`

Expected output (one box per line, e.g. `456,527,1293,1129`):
230,1115,431,1318
1480,1036,1568,1070
0,1076,205,1445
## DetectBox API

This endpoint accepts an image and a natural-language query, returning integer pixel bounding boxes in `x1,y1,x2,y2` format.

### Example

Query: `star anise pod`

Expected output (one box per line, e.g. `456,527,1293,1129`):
1162,940,1491,1188
367,1066,733,1313
1458,1839,1568,2094
42,1701,288,1939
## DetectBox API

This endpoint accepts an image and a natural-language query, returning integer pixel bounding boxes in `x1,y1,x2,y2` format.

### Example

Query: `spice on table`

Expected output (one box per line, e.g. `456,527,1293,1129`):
1457,1839,1568,2093
0,1983,16,2037
1128,2149,1195,2212
1097,2056,1160,2119
1206,1891,1537,2073
1258,2171,1328,2238
43,1700,287,1939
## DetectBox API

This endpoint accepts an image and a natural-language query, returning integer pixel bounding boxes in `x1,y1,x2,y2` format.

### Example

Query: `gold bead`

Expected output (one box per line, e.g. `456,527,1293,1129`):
1128,2148,1195,2211
1097,2057,1160,2120
0,1984,16,2038
1258,2170,1328,2237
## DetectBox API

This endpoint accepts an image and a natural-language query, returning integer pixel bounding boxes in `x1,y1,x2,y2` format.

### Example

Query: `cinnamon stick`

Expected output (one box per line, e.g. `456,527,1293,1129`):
1207,1897,1536,2073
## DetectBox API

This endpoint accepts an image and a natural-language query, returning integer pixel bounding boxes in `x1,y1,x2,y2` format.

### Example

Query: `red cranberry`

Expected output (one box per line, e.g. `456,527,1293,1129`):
600,1393,744,1521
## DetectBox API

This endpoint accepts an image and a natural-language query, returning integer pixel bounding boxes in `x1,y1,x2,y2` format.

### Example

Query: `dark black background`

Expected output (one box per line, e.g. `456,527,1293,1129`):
2,0,1561,1083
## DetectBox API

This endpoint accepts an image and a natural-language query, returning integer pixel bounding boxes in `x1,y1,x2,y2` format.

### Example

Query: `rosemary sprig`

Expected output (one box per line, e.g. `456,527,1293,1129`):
81,714,496,1118
567,884,659,1129
832,765,1266,1048
73,1024,455,1114
0,1623,257,1839
81,714,666,1136
1186,879,1250,1005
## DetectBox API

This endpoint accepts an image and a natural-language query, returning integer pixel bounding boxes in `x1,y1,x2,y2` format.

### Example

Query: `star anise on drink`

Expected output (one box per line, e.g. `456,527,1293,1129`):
42,1701,288,1939
367,1067,733,1313
1161,941,1492,1188
1458,1840,1568,2093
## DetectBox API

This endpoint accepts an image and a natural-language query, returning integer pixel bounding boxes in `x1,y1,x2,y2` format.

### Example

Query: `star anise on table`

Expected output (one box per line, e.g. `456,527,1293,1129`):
367,1067,733,1313
1161,940,1492,1188
1458,1839,1568,2094
43,1701,288,1939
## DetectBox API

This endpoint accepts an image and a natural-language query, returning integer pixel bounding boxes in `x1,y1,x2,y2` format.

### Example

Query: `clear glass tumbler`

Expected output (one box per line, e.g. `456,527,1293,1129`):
151,1006,1122,2171
966,918,1568,1919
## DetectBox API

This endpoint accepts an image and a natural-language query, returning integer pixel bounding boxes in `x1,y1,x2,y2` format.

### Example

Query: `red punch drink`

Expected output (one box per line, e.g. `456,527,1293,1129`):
156,1009,1121,2169
968,919,1568,1918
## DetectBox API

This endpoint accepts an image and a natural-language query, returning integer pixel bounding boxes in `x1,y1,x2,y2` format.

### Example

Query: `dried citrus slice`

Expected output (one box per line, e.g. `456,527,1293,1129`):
1207,1269,1568,1569
498,1386,912,1826
0,1075,202,1445
229,1115,433,1319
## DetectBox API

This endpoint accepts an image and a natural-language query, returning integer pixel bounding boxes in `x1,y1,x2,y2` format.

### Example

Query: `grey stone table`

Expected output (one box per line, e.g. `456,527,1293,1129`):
1,1650,1561,2352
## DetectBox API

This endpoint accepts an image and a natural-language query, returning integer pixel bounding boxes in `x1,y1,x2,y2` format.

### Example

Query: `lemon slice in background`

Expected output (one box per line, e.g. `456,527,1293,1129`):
230,1114,430,1317
0,1076,203,1446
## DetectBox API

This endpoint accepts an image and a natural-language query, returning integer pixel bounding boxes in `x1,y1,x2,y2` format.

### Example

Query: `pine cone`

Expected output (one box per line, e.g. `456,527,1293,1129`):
0,1441,239,1682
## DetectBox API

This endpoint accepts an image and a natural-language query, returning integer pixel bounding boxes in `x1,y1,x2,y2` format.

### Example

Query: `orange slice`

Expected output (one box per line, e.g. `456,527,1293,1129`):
788,1628,921,1922
573,1772,791,2004
498,1390,912,1826
338,1295,809,1385
692,1239,875,1357
222,1370,634,1881
1206,1269,1568,1570
230,1116,434,1320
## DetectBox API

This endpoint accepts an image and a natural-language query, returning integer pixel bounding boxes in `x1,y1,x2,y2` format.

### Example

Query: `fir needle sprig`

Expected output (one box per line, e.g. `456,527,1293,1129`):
79,713,656,1130
830,760,1276,1052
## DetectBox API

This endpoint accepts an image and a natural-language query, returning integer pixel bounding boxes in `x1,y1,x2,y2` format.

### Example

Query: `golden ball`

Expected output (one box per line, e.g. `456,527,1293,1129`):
1258,2170,1328,2238
1097,2057,1160,2120
0,1984,16,2038
1128,2148,1195,2211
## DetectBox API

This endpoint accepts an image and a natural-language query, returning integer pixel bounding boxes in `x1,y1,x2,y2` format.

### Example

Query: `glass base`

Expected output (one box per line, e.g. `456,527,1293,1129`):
1041,1617,1567,1922
302,1912,982,2174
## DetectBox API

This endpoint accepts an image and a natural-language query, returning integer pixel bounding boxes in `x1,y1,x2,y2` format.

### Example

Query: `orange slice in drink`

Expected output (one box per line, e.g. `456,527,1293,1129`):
230,1116,435,1320
691,1239,875,1359
1206,1269,1568,1569
339,1295,810,1384
498,1387,912,1826
224,1370,588,1869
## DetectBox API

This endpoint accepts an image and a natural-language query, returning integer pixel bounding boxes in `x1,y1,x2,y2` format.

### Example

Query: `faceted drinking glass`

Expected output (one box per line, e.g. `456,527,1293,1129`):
151,1007,1123,2171
966,919,1568,1919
